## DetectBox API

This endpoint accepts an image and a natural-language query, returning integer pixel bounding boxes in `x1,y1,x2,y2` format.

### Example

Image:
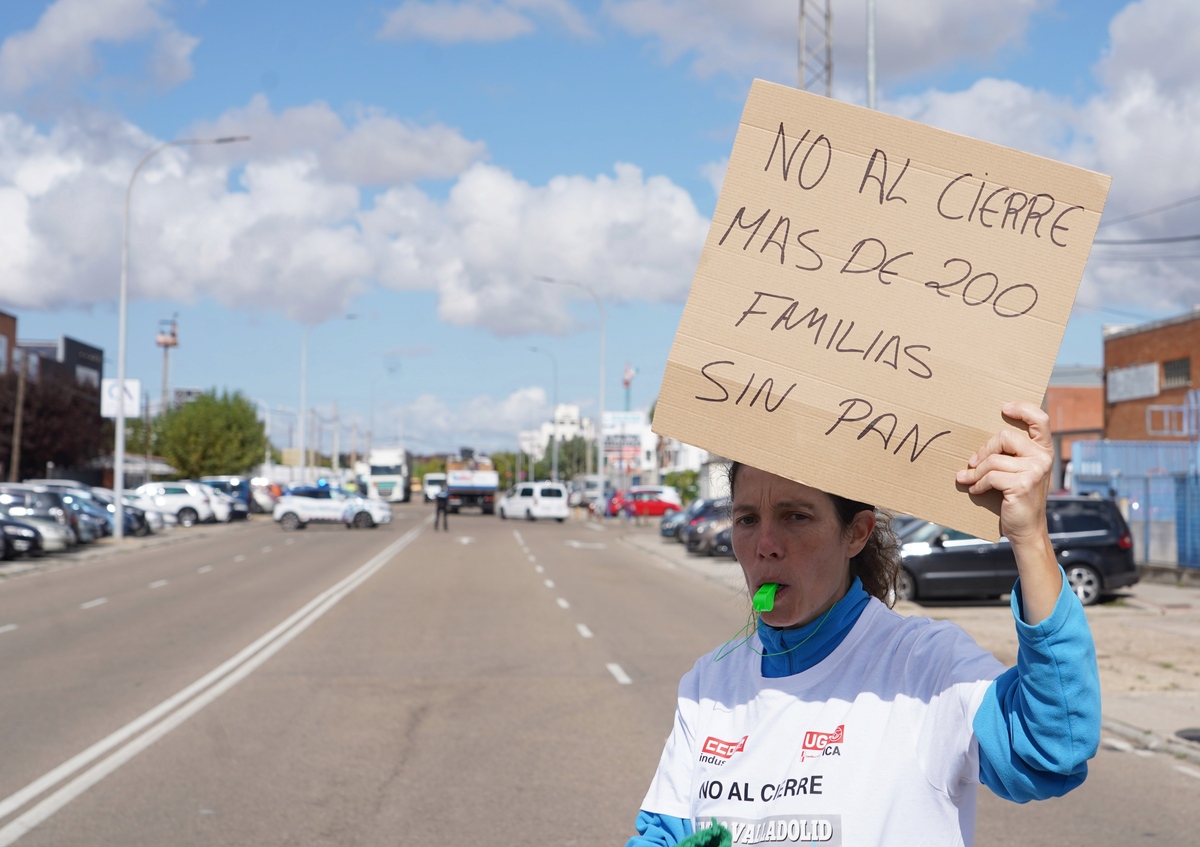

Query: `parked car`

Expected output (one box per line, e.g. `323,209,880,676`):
0,503,72,552
677,498,730,546
136,482,216,527
497,482,569,521
200,475,258,512
609,487,684,518
686,515,732,555
0,487,77,546
896,496,1138,606
660,508,689,538
0,515,42,559
710,525,734,558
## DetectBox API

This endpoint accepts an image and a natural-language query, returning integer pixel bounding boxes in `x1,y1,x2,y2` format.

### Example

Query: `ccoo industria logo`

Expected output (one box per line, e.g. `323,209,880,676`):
699,736,748,766
800,724,843,762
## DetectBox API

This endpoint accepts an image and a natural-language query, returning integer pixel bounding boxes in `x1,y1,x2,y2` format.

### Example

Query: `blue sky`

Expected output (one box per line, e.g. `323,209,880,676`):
1,0,1196,455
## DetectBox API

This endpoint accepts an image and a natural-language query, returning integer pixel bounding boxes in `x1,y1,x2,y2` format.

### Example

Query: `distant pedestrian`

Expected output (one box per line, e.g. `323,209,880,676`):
434,486,449,531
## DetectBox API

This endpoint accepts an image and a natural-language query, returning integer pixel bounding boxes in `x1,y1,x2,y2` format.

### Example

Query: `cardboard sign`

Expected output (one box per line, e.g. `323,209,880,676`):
653,80,1110,541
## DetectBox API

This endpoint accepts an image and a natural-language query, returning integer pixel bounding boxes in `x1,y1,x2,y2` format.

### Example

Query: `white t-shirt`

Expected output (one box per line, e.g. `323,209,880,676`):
640,599,1005,847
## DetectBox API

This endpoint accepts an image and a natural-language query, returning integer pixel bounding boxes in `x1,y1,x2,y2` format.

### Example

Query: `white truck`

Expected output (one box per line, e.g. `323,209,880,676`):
365,447,412,503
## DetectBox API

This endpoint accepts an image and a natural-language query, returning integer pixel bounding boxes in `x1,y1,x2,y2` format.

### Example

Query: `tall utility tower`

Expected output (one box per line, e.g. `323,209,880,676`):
155,314,178,414
798,0,833,96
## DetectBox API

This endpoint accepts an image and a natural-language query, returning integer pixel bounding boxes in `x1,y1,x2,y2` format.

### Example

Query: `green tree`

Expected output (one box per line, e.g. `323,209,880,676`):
156,390,266,479
664,469,699,504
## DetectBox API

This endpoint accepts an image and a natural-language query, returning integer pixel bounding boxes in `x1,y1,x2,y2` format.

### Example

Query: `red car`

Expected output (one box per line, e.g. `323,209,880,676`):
608,488,682,517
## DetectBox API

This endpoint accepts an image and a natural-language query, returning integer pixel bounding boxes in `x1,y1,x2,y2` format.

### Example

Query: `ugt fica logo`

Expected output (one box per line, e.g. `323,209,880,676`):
800,724,843,762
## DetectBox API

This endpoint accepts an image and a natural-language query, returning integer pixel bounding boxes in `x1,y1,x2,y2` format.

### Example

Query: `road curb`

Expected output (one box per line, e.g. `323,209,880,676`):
1102,716,1200,766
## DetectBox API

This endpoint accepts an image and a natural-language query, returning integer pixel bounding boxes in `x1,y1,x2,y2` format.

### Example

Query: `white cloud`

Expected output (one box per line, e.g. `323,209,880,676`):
379,0,590,44
0,0,197,95
361,160,708,335
699,157,727,198
398,386,551,451
602,0,1046,86
0,100,707,334
188,96,488,186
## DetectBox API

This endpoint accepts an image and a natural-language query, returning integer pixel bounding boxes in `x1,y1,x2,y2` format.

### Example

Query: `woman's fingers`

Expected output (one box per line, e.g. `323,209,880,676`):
1002,401,1053,449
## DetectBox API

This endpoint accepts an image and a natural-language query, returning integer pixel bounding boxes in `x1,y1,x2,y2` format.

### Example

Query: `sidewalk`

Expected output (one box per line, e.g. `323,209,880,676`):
0,519,259,580
615,521,1200,766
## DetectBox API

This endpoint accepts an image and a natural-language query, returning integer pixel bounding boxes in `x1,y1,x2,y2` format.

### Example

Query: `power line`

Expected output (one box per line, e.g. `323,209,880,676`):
1093,233,1200,245
1092,252,1200,261
1098,192,1200,228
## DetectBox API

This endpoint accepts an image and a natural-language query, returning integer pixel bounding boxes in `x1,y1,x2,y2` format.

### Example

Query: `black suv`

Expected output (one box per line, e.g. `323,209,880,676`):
896,496,1137,606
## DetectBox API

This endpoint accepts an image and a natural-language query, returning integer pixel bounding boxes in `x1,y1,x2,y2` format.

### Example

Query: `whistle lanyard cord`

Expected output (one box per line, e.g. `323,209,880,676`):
713,603,835,663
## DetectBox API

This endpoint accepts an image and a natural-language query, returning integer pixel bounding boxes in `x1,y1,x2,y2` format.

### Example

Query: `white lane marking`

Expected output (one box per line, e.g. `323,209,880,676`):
543,579,555,588
79,598,107,610
233,555,245,563
527,554,536,563
576,623,593,639
197,565,213,574
1176,765,1200,780
284,538,294,545
148,580,169,590
1134,749,1154,757
585,523,604,532
534,565,544,574
606,663,633,685
0,624,17,636
556,598,570,609
457,536,475,545
513,530,525,545
1101,737,1133,752
261,546,272,553
0,522,427,845
566,540,606,549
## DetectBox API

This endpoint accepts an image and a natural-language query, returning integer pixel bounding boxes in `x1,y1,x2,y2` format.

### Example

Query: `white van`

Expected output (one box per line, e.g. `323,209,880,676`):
497,482,569,522
422,472,447,502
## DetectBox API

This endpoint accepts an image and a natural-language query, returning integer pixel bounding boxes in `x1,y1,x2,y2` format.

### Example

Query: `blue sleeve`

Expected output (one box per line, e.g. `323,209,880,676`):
973,567,1101,802
624,810,693,847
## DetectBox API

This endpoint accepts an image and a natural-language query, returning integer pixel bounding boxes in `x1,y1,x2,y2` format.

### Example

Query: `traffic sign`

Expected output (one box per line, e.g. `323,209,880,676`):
100,378,142,419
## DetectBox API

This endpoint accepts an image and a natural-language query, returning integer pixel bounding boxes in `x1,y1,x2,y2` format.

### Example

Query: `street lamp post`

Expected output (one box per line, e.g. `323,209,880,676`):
529,346,559,481
535,276,605,497
113,134,249,540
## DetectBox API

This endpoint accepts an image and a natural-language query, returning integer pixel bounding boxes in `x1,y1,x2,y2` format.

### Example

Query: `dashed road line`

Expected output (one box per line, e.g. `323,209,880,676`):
79,598,107,610
284,539,294,545
527,554,536,563
0,624,17,636
543,579,555,588
576,623,593,638
534,565,544,574
148,581,169,590
556,598,570,609
606,663,633,685
197,565,213,574
1102,737,1133,752
513,530,525,545
261,546,272,553
1176,765,1200,780
233,555,245,562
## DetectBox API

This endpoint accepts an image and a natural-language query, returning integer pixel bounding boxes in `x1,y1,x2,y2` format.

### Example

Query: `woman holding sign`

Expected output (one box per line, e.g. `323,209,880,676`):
626,402,1099,847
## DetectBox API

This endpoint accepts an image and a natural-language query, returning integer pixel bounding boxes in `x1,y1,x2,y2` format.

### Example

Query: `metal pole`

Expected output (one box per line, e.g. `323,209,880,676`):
113,135,249,539
299,322,311,486
867,0,877,109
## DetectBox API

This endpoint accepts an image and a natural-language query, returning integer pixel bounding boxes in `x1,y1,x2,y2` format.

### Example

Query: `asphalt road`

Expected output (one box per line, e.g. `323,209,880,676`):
0,506,1196,845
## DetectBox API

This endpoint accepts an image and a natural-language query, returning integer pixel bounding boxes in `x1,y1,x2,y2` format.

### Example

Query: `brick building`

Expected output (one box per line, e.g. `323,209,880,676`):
1104,307,1200,440
1045,365,1103,491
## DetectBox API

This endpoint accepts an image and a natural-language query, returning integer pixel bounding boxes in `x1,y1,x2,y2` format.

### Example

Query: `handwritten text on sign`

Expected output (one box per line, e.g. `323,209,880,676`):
652,80,1110,541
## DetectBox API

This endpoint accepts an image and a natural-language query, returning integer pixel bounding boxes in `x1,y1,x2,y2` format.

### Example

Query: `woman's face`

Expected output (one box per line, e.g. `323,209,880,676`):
731,467,874,629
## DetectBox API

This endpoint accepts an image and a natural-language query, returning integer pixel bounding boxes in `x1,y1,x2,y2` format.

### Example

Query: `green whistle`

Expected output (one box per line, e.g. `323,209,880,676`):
753,582,779,613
